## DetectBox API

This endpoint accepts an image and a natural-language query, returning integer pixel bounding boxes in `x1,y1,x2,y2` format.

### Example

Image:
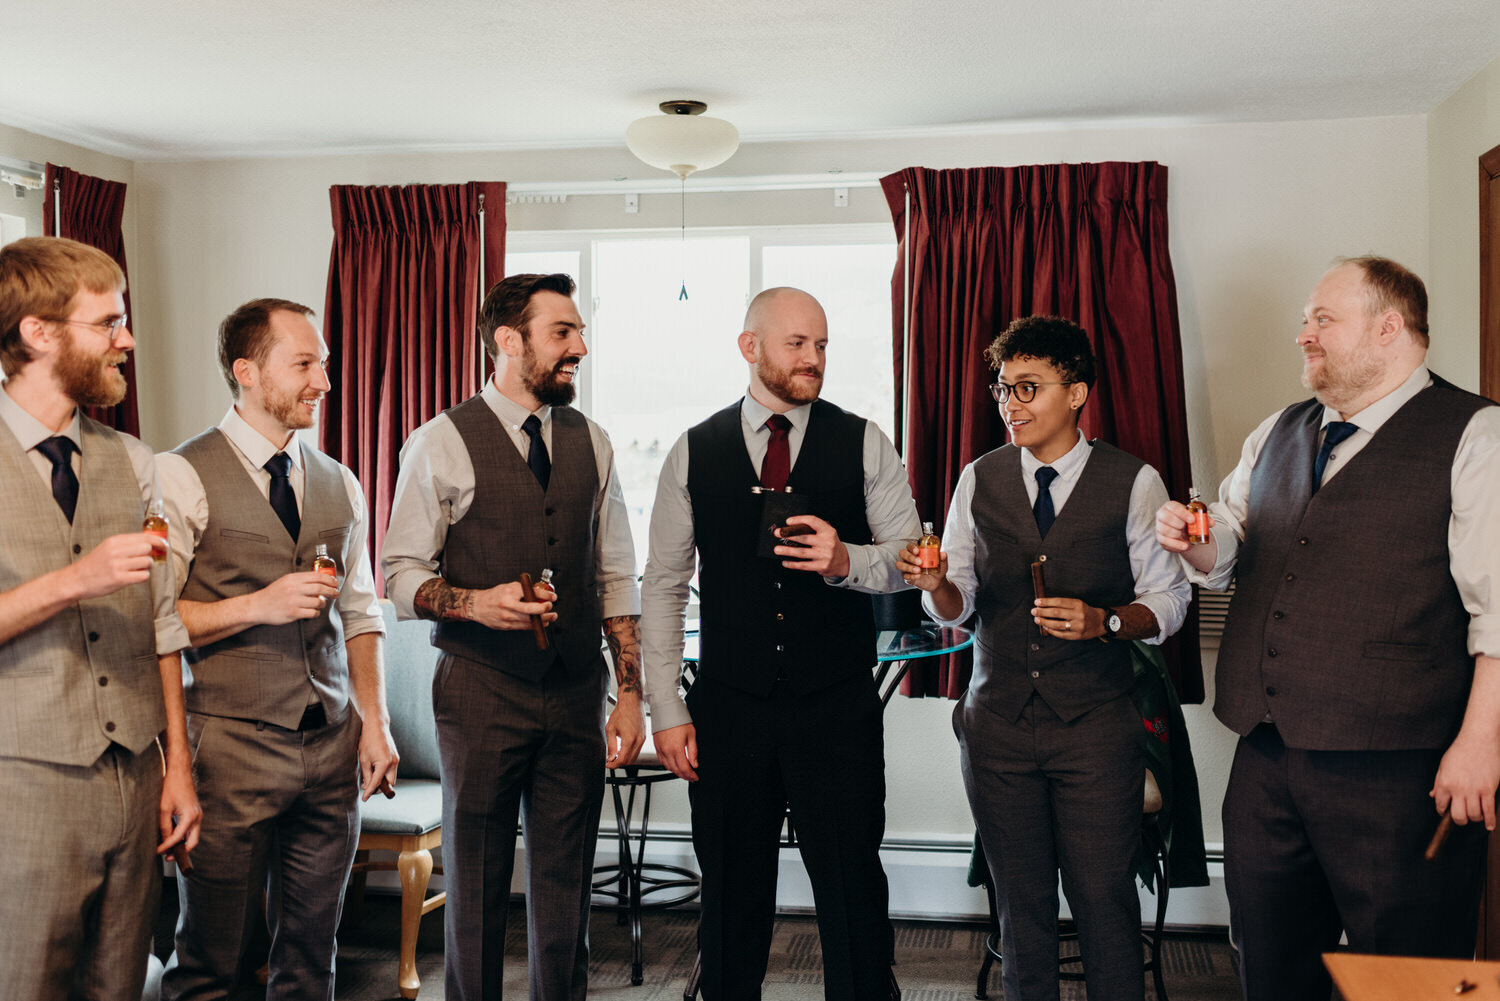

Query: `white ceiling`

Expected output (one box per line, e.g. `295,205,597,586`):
3,0,1498,162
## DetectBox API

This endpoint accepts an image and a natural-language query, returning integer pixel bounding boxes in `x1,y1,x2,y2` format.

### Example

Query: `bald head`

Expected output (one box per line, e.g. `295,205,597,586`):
743,287,824,335
739,287,828,411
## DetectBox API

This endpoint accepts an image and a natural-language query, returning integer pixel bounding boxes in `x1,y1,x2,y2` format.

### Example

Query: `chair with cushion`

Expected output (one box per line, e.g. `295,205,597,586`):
345,602,445,1000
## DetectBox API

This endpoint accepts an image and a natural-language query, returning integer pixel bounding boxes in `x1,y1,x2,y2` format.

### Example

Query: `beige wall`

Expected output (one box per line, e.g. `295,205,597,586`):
1428,50,1500,388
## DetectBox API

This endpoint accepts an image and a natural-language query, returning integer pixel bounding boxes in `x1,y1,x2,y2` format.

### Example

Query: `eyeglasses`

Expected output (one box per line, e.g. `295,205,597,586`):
45,314,128,336
989,380,1073,404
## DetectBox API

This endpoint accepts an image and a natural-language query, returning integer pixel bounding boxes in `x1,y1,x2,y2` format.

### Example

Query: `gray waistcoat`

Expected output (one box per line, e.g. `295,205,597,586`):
0,415,164,765
969,441,1141,722
432,398,604,682
1214,377,1491,750
174,429,353,728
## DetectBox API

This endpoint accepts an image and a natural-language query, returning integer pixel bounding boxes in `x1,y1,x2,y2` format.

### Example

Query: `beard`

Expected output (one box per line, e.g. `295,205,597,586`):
521,339,578,407
55,328,127,408
1301,333,1384,412
756,354,823,407
263,381,318,430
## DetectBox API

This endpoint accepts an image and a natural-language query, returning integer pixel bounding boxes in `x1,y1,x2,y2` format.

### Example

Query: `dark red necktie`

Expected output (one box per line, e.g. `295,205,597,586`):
760,415,791,491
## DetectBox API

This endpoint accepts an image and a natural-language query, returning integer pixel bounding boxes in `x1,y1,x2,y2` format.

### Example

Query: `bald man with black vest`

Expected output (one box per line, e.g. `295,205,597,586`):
1157,256,1500,1001
642,287,921,1001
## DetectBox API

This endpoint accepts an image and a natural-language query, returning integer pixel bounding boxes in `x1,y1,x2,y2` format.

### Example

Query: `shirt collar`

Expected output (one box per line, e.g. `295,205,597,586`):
1322,364,1431,435
1018,428,1090,482
0,384,81,453
740,392,811,435
483,375,551,430
220,405,303,471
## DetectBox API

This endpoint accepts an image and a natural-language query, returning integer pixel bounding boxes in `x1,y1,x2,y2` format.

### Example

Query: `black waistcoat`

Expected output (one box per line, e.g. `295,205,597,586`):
687,398,876,696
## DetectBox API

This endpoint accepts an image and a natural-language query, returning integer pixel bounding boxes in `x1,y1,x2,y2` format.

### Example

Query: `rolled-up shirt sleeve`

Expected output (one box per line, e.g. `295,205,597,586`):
641,434,696,731
125,437,189,655
835,422,921,594
1182,410,1283,592
1126,465,1191,644
924,464,979,627
334,464,385,641
1451,407,1500,659
589,423,641,620
380,418,464,620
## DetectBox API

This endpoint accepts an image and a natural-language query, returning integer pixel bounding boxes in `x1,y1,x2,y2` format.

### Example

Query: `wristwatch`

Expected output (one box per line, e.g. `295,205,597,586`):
1102,609,1123,641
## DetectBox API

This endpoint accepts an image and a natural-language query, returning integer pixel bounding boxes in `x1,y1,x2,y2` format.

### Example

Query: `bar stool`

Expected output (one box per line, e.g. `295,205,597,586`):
976,768,1172,1001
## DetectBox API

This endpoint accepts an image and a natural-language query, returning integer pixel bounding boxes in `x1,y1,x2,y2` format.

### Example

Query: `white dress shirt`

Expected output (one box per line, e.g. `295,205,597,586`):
381,377,640,622
0,385,189,654
1186,364,1500,659
925,429,1191,643
642,394,922,731
155,405,384,641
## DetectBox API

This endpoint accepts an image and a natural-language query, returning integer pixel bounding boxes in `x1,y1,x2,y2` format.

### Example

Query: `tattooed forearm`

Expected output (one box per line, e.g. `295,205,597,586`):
414,578,474,622
603,615,642,697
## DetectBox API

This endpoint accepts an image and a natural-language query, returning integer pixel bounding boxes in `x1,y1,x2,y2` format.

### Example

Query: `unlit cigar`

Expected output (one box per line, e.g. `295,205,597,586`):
1031,561,1048,601
171,845,194,874
1424,813,1454,862
777,523,816,538
519,572,549,651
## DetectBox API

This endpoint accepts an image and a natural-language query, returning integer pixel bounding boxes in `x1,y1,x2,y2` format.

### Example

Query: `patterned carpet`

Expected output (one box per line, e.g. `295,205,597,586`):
322,895,1246,1001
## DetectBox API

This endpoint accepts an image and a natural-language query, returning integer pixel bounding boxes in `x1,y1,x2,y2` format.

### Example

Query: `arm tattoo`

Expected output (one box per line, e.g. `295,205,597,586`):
603,615,643,697
413,578,474,622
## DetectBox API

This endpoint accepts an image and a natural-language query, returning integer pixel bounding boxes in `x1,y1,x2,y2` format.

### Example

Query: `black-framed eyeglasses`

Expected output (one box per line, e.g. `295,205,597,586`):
989,380,1073,404
44,314,128,336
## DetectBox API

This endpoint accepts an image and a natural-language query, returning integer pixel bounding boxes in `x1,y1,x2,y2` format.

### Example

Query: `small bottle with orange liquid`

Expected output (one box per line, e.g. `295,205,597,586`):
1185,487,1211,545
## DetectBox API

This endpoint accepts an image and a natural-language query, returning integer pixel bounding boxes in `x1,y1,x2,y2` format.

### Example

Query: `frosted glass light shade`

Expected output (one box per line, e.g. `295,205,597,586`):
626,108,740,179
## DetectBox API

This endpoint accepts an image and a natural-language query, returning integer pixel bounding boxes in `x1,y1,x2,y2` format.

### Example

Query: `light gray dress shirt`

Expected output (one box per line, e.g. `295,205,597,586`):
925,429,1191,642
1184,364,1500,659
155,405,384,641
0,385,189,655
381,377,640,622
642,393,922,731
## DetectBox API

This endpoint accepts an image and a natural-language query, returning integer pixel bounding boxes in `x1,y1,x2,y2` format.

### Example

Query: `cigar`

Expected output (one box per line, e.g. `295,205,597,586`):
1424,813,1454,862
170,844,194,874
518,572,549,651
1031,561,1048,601
777,523,816,538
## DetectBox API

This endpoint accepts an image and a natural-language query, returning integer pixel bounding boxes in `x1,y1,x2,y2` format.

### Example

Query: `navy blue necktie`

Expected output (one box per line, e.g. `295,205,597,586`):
1312,421,1359,494
522,415,551,491
264,451,300,541
35,436,79,524
1033,466,1059,538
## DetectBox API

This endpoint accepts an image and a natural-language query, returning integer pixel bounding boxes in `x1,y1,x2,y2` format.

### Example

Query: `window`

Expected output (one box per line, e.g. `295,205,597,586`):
508,224,896,559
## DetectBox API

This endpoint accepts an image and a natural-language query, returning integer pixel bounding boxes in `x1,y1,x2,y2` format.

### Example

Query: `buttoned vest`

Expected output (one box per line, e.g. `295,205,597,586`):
174,429,353,728
433,398,603,681
1214,376,1491,750
0,415,164,765
687,399,876,696
969,441,1141,722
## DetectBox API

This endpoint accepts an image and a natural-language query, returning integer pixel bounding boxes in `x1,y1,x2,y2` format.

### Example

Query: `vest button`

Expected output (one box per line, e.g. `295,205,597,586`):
545,507,555,516
776,613,784,621
1030,670,1040,679
1037,554,1047,562
88,632,99,643
775,645,784,652
1265,686,1277,697
306,642,314,651
548,537,558,546
1298,537,1309,545
105,721,116,733
73,544,82,555
1268,648,1278,657
296,557,303,566
774,582,782,590
98,676,108,687
1284,573,1295,582
1030,643,1040,651
1273,611,1284,620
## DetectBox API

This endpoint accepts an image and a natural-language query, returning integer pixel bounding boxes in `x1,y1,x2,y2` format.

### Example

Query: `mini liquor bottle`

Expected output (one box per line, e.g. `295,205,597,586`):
1185,487,1211,545
312,543,338,579
917,521,941,575
143,498,168,564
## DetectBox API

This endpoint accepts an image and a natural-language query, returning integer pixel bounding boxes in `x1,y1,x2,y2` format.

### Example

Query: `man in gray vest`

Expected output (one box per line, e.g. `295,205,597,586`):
158,298,398,1000
383,272,643,1001
642,287,921,1001
1157,256,1500,1001
901,315,1189,1001
0,235,200,1001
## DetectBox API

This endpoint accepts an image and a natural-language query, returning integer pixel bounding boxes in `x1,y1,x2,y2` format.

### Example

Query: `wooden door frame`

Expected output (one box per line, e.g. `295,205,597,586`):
1479,139,1500,960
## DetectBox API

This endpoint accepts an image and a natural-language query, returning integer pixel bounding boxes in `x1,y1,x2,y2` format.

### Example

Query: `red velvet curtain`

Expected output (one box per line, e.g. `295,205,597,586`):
321,182,506,590
883,163,1204,704
43,163,140,437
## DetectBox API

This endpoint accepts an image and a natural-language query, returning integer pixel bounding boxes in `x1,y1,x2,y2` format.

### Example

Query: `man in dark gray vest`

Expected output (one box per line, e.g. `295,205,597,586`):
158,298,398,1001
0,236,200,1001
901,315,1189,1001
642,287,921,1001
1157,257,1500,1001
383,272,643,1001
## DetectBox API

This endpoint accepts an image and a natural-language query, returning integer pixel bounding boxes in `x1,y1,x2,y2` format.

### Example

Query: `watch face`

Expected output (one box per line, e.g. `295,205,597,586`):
1108,614,1123,633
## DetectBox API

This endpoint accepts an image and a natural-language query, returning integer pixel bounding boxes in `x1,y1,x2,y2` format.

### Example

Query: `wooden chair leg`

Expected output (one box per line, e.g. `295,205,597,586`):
397,847,434,1001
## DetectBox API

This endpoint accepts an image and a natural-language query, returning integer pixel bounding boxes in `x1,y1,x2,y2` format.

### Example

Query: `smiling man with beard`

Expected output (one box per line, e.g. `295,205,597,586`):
156,298,397,1001
1157,257,1500,1001
383,273,642,1001
0,236,199,1001
642,287,921,1001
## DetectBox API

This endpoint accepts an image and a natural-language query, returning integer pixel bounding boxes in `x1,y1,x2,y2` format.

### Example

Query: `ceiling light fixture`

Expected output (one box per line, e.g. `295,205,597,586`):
626,100,740,302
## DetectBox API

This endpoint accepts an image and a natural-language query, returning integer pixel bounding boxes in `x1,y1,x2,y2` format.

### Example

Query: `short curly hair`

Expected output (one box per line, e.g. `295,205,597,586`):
984,315,1096,387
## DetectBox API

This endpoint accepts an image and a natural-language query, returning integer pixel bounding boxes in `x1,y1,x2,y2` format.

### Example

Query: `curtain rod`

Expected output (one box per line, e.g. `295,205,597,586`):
505,172,882,201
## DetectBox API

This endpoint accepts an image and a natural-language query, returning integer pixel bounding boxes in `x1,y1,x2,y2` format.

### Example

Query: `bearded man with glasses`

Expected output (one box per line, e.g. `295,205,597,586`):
898,314,1188,1001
